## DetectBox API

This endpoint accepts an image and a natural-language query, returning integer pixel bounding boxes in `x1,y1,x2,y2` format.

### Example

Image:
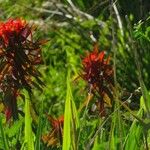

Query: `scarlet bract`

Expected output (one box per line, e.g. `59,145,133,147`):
81,45,114,116
0,19,29,46
42,115,64,147
0,18,45,120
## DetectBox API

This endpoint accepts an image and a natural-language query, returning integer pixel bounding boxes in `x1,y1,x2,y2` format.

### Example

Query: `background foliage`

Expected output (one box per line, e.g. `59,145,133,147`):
0,0,150,150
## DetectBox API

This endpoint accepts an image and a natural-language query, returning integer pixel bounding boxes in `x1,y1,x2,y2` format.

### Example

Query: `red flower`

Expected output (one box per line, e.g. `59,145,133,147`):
0,18,29,46
42,115,64,147
0,18,45,120
81,45,114,116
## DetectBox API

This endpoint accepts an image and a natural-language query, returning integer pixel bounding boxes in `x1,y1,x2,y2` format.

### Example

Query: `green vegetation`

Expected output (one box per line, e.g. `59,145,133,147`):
0,0,150,149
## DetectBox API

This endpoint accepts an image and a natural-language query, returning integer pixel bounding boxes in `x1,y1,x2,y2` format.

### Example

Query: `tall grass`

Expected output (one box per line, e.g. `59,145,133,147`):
24,90,34,150
63,49,79,150
0,0,150,150
62,70,71,150
0,116,9,150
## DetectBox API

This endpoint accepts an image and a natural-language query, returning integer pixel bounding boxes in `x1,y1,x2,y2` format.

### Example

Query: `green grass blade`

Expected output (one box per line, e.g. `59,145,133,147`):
71,93,79,150
71,98,79,128
124,109,143,150
109,112,117,150
62,70,71,150
92,129,107,150
0,116,9,150
140,86,150,114
24,90,34,150
124,96,145,150
35,100,43,150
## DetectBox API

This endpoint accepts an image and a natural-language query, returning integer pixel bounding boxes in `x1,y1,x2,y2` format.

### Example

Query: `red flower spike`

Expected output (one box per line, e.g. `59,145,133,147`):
42,115,64,147
81,45,114,116
0,18,46,121
47,115,64,131
0,19,27,46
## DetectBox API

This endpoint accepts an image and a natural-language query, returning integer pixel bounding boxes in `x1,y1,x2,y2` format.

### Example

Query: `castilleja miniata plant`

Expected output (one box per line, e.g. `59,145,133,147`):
81,45,114,116
0,18,45,120
42,115,64,147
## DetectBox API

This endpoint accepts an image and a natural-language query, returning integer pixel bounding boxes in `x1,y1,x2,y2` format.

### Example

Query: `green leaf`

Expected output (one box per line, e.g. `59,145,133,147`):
140,86,150,114
23,90,34,150
62,70,71,150
6,118,24,138
124,96,144,150
0,116,9,150
35,100,43,150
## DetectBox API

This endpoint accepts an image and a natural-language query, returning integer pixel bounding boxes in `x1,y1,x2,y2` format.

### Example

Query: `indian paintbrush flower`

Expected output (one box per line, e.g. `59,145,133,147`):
42,115,64,147
81,45,114,116
0,18,45,120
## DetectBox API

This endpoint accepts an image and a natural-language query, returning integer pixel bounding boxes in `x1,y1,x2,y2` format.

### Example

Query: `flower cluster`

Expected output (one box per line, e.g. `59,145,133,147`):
42,115,64,147
0,18,45,120
0,19,27,46
81,45,114,116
